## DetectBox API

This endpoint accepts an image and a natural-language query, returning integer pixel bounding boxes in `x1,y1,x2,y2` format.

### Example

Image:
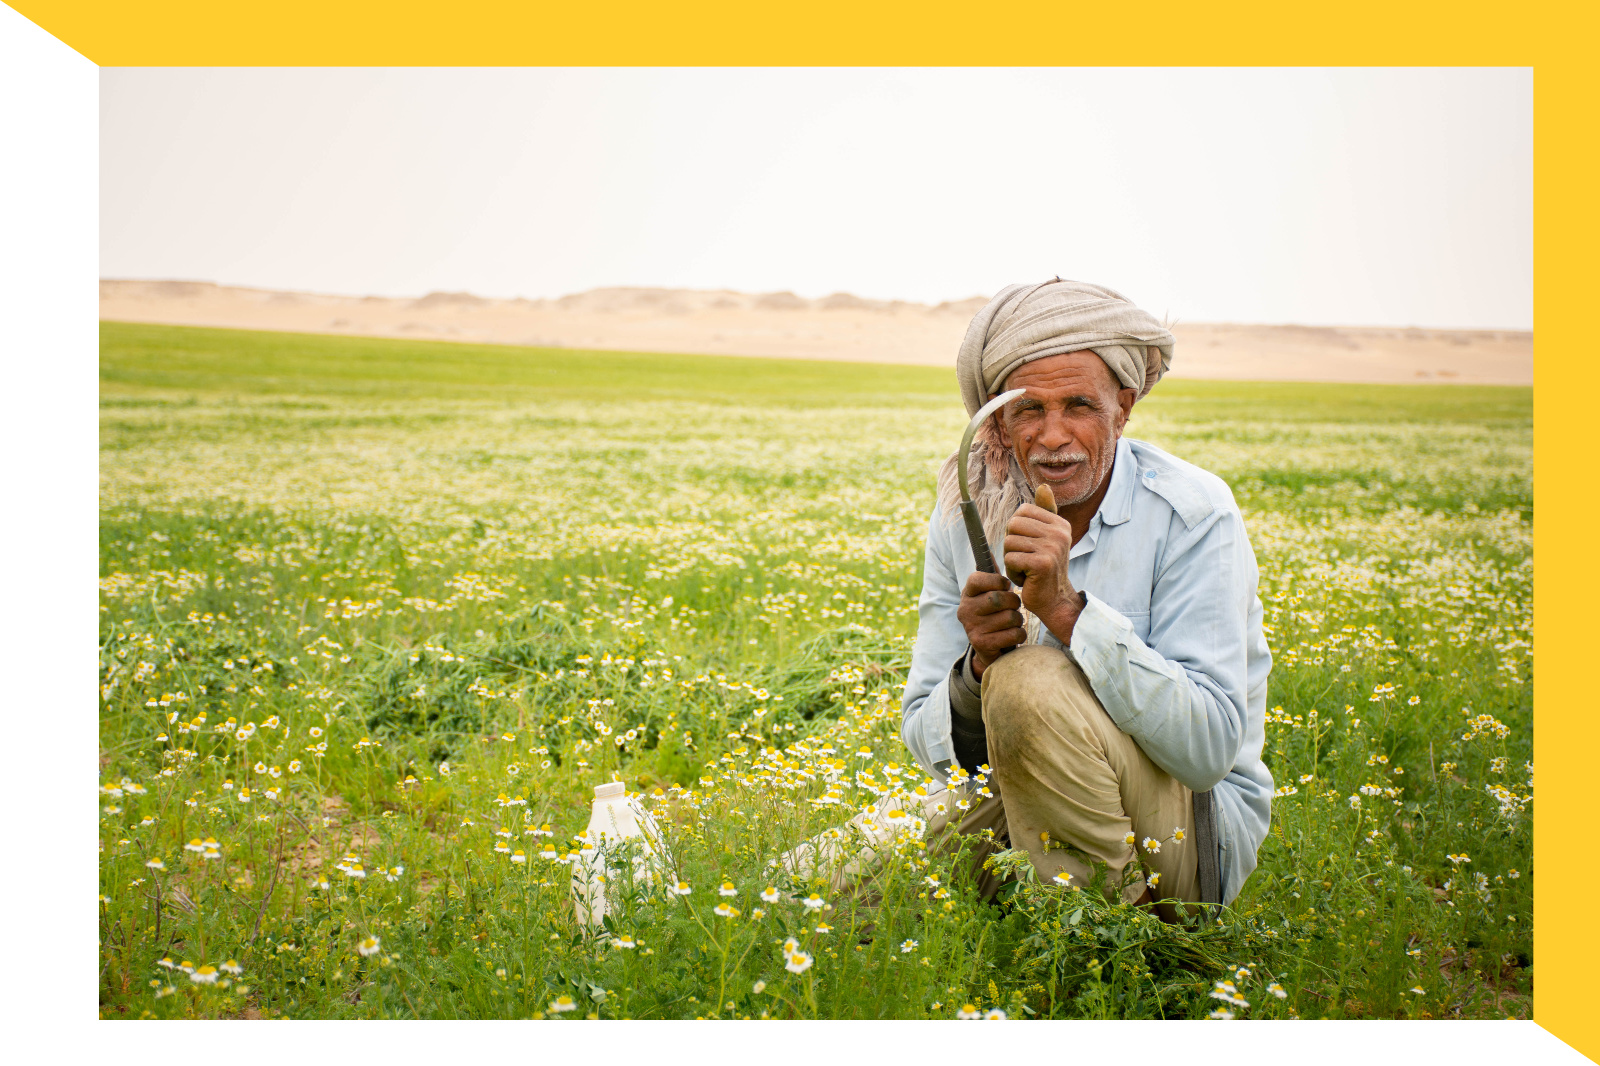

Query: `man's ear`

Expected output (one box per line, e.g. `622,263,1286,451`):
1114,388,1137,433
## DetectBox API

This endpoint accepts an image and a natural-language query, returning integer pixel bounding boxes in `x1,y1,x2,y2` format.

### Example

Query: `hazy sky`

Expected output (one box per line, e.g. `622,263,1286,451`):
101,68,1532,329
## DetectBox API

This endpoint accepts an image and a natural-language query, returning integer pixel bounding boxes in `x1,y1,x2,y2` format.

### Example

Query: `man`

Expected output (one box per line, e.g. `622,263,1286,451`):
902,279,1273,909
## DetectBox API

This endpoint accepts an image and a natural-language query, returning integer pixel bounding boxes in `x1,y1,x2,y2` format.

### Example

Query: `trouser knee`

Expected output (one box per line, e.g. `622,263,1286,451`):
980,645,1103,759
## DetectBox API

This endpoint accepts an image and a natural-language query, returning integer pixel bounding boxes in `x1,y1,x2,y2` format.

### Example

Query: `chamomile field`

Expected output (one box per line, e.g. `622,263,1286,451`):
98,322,1532,1020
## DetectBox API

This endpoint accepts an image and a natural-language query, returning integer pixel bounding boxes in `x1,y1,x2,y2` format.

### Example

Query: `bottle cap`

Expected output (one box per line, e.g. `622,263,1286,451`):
594,781,626,799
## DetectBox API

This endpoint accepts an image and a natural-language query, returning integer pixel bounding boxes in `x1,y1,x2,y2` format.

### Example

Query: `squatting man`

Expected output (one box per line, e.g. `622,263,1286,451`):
896,279,1274,912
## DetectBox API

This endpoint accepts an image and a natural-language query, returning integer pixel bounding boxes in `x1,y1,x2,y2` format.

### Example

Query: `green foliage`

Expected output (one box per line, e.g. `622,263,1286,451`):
98,323,1530,1020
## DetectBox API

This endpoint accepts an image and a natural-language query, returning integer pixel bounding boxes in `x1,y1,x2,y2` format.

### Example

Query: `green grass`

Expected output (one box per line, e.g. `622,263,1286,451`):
98,322,1531,1020
99,321,955,408
101,320,1529,422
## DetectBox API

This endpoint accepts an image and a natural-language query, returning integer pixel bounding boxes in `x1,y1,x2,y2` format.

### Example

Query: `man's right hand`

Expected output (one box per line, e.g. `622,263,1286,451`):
957,571,1026,679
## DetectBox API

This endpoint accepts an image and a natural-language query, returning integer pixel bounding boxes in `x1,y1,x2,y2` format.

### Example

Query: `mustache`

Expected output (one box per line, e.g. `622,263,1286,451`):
1029,450,1089,467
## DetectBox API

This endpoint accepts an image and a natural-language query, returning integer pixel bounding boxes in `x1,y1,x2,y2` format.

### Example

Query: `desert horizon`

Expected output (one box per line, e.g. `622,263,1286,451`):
100,278,1534,386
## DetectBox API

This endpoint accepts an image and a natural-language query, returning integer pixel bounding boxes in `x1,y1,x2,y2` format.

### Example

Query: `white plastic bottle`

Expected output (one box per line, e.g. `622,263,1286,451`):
571,781,663,930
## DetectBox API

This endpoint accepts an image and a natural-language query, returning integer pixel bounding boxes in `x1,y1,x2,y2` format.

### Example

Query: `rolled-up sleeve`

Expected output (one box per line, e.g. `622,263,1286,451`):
1068,508,1253,792
900,505,972,780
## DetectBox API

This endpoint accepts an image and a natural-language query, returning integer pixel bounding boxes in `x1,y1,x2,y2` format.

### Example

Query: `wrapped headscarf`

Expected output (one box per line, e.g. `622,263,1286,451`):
956,279,1174,418
937,280,1176,570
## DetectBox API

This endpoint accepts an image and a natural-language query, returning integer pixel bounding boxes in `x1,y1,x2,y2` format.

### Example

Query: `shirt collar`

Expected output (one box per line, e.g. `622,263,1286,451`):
1067,437,1135,560
1098,437,1137,527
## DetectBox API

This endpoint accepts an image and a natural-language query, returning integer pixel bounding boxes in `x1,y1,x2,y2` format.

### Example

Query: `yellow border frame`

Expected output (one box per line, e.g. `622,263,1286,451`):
1,1,1551,65
37,0,1591,1052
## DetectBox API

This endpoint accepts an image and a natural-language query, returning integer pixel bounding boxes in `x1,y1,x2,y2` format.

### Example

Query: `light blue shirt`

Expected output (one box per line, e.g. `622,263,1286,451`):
900,436,1273,903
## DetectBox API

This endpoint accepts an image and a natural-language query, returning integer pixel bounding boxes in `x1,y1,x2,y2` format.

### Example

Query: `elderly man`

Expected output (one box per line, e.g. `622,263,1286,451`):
902,279,1273,910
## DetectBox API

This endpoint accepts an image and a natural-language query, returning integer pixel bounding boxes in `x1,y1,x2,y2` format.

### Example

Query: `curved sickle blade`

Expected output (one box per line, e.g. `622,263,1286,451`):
955,387,1025,575
956,388,1026,505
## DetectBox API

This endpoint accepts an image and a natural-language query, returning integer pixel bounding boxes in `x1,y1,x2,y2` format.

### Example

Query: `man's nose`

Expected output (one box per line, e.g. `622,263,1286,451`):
1031,409,1075,451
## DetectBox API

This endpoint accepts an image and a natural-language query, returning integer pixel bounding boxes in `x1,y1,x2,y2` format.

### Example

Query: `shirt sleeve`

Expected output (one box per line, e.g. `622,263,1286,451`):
947,649,989,770
900,504,973,780
1068,506,1254,792
949,647,983,720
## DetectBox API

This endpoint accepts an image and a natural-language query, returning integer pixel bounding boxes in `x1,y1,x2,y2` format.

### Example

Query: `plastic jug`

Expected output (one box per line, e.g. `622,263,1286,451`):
571,781,663,930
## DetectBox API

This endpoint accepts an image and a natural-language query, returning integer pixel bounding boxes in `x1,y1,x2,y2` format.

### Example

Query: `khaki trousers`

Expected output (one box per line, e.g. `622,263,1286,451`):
931,645,1199,913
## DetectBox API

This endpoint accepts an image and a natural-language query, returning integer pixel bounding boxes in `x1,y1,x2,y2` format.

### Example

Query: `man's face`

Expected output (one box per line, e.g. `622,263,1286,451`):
995,351,1137,509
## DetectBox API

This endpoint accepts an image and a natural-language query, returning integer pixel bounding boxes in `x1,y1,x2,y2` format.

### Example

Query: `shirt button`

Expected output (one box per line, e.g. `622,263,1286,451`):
1144,470,1156,479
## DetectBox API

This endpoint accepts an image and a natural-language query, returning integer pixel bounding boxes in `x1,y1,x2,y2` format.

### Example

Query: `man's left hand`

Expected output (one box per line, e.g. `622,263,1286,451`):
1002,503,1085,643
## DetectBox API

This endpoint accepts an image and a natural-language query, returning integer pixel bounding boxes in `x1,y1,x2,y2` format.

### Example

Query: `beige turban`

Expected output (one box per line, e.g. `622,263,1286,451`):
956,279,1175,417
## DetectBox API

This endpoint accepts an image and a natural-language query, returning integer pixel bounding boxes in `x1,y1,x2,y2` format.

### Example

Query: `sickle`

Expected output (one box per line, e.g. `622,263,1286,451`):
955,388,1026,576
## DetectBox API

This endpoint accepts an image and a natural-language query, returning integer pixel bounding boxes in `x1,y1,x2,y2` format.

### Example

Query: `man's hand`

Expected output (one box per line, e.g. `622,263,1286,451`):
1003,503,1085,643
957,572,1025,678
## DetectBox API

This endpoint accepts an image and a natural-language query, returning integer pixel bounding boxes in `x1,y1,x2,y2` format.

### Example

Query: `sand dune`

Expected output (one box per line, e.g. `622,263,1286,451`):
100,280,1532,386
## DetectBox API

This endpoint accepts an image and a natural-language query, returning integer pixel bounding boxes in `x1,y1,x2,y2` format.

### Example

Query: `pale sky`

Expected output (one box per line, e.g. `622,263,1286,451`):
100,67,1532,330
